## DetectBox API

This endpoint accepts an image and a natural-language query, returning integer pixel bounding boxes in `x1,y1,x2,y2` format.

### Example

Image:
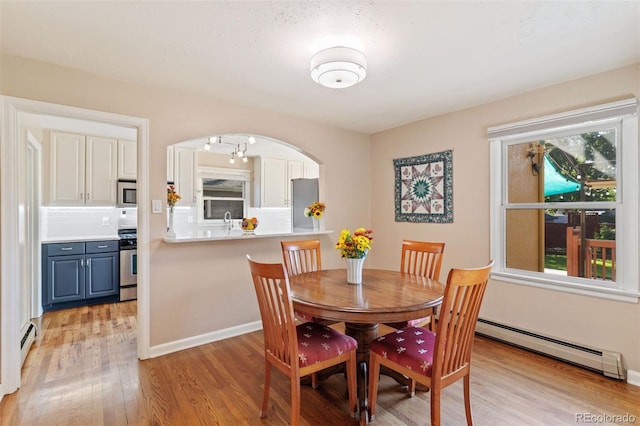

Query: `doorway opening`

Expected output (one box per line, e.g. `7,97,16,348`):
0,96,150,398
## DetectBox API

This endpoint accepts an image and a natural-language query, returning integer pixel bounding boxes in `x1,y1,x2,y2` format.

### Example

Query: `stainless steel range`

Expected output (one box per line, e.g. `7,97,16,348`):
118,228,137,301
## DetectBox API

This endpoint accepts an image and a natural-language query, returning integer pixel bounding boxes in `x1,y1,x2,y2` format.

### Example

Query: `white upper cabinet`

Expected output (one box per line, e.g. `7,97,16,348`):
167,146,175,183
85,136,118,205
50,132,85,205
288,160,304,182
172,146,197,207
117,139,137,180
303,162,320,179
255,157,288,207
49,132,117,206
254,157,318,208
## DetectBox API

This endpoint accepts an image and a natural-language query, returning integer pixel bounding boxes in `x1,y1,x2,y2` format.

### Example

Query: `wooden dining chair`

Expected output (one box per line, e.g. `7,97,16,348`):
246,255,358,426
281,239,337,325
368,260,494,426
281,239,322,276
384,240,446,331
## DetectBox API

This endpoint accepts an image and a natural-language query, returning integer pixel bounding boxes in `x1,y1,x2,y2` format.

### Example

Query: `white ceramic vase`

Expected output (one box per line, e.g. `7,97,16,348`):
345,256,366,285
167,210,176,238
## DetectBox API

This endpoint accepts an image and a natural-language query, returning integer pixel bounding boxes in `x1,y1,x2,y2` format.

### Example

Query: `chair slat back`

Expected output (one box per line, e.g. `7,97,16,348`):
247,256,298,371
433,261,493,380
281,239,322,277
400,240,445,280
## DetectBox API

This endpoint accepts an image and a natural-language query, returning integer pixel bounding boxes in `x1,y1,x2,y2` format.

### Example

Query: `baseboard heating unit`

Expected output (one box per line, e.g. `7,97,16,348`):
475,319,626,380
20,321,37,366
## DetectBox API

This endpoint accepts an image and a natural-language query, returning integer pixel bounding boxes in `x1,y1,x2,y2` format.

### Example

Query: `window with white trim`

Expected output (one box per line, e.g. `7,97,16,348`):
488,99,639,301
197,167,251,224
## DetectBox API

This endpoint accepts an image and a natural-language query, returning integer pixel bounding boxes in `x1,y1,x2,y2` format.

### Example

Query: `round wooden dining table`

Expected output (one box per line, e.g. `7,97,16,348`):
289,268,444,424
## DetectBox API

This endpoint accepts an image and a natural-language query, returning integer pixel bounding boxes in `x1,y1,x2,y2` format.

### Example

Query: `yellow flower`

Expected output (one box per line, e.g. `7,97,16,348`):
167,185,181,212
335,228,374,259
305,201,326,218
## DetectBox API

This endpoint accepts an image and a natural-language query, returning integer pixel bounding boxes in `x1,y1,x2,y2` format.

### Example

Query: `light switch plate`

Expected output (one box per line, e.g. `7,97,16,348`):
152,199,162,213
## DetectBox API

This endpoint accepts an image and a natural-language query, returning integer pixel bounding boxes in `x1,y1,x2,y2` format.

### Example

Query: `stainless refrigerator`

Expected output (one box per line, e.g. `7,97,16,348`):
291,178,319,231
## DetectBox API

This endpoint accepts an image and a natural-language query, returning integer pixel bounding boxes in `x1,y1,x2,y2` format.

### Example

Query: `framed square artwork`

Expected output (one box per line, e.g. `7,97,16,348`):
393,150,453,223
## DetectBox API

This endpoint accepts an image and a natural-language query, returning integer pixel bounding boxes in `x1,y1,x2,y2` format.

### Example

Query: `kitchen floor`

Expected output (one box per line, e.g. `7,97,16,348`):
1,301,138,426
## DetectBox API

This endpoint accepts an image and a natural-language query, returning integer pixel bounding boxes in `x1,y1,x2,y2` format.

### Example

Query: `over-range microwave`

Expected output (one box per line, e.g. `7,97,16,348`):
117,180,137,207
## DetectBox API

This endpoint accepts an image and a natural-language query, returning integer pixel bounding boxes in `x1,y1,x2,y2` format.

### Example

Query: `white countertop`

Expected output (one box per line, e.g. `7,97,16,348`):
42,235,120,243
163,229,333,243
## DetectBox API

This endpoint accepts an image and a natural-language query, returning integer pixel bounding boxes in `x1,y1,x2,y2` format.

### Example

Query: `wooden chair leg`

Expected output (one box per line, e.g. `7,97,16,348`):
430,385,441,426
346,353,358,416
367,353,381,421
311,372,318,389
291,374,301,426
464,374,473,425
408,378,416,397
261,362,271,418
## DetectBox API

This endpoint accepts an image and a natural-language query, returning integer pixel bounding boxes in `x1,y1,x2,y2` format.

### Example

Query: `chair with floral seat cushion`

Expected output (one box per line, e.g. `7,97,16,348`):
281,239,338,326
384,240,445,332
368,261,494,426
246,255,357,426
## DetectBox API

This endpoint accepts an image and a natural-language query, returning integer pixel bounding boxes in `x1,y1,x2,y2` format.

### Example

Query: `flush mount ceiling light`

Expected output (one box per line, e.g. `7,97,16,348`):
310,46,367,89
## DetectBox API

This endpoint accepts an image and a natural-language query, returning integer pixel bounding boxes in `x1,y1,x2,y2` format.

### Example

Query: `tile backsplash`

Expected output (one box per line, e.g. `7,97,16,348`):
41,207,137,241
170,206,292,236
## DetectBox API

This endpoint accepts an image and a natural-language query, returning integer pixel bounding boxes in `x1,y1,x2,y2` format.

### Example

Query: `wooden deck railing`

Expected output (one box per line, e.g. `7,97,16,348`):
566,227,616,280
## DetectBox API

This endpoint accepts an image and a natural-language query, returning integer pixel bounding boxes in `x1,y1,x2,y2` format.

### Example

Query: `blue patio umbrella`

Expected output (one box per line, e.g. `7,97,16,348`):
543,154,581,196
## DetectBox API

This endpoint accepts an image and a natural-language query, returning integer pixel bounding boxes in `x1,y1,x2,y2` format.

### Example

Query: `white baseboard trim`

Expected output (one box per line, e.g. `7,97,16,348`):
148,320,263,359
627,369,640,387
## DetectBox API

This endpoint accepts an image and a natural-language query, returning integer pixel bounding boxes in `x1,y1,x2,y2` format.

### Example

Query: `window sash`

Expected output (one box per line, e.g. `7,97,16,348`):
489,99,639,301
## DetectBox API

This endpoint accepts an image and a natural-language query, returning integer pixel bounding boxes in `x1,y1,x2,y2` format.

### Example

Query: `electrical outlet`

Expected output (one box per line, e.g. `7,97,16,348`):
187,216,193,224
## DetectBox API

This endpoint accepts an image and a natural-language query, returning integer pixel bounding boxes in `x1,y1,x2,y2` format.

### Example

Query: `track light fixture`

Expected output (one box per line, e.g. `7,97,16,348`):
204,135,256,164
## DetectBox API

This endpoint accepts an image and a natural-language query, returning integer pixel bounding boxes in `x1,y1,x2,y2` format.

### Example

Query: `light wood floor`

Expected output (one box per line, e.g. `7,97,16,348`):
1,302,639,425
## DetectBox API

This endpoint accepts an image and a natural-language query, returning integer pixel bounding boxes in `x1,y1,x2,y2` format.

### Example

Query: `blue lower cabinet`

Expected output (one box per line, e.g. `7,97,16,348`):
48,254,86,303
86,252,119,298
42,240,119,311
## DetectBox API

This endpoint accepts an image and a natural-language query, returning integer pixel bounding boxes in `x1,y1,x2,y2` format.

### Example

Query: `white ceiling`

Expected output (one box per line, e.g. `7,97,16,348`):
1,1,639,135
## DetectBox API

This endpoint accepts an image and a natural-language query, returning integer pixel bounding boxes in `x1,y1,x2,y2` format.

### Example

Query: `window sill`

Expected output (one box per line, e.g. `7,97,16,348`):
491,270,640,303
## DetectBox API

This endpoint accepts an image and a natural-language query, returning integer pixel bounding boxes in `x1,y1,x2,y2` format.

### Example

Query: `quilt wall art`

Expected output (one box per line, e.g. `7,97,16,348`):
393,150,453,223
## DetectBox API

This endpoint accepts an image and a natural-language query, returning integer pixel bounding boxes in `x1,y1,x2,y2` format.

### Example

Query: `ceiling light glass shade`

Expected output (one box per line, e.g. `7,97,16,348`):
248,136,256,144
310,47,367,89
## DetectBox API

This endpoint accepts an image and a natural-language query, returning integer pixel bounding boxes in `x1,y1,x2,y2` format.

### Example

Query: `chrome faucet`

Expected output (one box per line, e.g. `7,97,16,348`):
224,211,232,231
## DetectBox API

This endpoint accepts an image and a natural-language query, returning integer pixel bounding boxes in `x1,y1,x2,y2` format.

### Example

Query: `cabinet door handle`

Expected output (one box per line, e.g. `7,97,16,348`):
97,245,108,248
80,192,83,200
87,193,90,200
60,247,73,251
87,258,91,268
80,259,84,267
